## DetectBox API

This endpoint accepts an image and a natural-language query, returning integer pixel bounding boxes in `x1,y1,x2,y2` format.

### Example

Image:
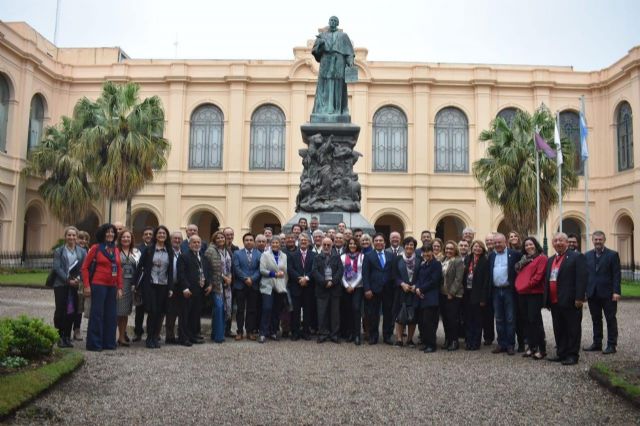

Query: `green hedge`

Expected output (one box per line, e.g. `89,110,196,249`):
0,316,58,361
0,350,84,418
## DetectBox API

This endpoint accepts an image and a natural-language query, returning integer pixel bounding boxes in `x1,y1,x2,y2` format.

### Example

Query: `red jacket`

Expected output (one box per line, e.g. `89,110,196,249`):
515,255,547,295
82,244,123,290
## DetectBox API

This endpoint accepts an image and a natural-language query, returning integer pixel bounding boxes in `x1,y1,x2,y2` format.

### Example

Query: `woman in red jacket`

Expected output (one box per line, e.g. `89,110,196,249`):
514,236,547,360
82,223,123,351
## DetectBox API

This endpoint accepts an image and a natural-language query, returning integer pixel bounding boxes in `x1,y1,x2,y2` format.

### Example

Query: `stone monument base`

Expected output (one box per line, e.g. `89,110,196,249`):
283,211,376,236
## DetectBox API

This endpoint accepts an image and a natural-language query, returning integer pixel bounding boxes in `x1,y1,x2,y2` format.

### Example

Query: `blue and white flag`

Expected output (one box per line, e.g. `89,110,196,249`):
554,115,563,166
579,110,589,162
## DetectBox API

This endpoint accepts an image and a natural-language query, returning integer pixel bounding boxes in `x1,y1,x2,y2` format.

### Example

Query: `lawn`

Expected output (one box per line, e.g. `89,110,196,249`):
1,272,639,296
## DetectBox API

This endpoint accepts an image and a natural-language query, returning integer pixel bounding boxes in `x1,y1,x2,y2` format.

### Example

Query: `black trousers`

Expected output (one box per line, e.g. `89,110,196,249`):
54,286,75,339
420,306,439,349
181,287,203,342
134,304,146,337
316,287,341,338
235,287,260,334
463,294,482,348
440,295,461,344
365,286,394,341
551,304,583,360
145,285,168,344
587,297,618,346
514,291,526,347
164,294,181,339
341,287,363,338
481,303,495,343
518,293,546,352
303,284,318,333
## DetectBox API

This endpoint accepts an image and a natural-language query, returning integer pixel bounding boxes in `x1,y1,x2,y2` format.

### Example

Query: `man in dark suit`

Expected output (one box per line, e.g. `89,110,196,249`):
177,235,208,346
232,233,262,341
544,232,587,365
584,231,621,354
287,233,315,340
363,233,395,345
312,237,344,343
385,231,404,257
486,233,522,355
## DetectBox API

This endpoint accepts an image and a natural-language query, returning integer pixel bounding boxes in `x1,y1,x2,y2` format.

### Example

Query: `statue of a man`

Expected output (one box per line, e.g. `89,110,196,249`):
311,16,354,122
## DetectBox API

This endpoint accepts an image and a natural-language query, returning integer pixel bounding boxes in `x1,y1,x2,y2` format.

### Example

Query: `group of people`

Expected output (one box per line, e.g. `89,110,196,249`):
50,216,622,366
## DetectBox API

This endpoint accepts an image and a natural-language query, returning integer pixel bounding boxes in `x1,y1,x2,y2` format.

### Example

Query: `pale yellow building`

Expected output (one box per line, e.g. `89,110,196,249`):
0,21,637,275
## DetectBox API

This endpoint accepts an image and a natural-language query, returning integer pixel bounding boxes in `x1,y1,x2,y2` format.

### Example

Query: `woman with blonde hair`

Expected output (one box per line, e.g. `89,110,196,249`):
432,238,444,262
116,229,141,346
204,230,228,343
440,240,464,351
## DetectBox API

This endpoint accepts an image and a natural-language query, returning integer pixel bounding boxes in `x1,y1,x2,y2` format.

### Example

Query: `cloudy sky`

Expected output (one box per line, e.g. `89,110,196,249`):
1,0,639,70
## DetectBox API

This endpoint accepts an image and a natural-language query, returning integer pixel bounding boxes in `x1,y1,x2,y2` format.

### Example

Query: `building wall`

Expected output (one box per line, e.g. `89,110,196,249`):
0,22,637,269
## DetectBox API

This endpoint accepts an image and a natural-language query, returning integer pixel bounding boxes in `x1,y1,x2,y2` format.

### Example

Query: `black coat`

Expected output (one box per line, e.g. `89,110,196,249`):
312,252,344,296
585,247,622,299
543,250,587,308
463,255,489,305
287,249,315,297
178,250,211,294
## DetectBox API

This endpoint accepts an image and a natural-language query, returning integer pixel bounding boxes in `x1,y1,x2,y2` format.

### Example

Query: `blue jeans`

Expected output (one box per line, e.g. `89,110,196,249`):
260,292,283,337
211,293,225,343
493,286,515,349
86,285,117,351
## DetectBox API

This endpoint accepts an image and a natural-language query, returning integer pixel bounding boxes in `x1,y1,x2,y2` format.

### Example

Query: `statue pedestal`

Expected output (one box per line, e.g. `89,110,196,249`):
283,121,375,235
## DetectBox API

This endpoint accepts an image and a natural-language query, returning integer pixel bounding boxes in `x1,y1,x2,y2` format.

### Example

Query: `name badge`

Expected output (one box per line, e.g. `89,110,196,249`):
112,263,118,277
550,267,559,281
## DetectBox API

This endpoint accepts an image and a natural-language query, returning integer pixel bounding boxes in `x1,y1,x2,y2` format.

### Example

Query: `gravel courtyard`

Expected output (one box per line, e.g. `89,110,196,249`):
1,287,639,425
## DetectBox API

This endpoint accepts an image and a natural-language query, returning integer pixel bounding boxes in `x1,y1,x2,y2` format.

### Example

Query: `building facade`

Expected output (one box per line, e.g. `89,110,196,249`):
0,22,637,272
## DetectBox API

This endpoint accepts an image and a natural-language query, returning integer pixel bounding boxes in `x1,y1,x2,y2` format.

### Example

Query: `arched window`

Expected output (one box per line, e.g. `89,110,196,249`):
189,104,224,169
372,106,407,172
0,75,11,152
616,101,634,171
559,110,583,175
27,94,45,152
497,107,520,129
435,107,468,173
250,104,285,170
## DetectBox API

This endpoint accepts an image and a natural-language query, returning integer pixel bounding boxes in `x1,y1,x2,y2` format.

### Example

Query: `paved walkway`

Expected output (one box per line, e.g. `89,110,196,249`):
2,287,639,424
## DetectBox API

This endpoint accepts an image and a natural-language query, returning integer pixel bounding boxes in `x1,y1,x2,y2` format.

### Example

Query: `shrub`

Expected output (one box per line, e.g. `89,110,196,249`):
0,356,28,369
0,321,12,360
0,316,58,360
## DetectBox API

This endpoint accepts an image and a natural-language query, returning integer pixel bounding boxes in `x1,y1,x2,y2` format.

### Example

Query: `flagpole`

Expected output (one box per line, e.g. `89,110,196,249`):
557,111,563,233
581,95,590,251
535,126,541,241
54,0,62,45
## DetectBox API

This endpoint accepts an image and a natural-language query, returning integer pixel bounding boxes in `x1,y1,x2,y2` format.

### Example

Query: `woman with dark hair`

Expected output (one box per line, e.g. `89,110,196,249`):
462,240,489,350
116,229,141,346
515,236,547,359
203,231,227,343
393,236,420,347
82,223,123,351
53,226,87,348
73,229,91,341
440,241,465,351
341,237,364,345
136,225,174,349
414,243,443,353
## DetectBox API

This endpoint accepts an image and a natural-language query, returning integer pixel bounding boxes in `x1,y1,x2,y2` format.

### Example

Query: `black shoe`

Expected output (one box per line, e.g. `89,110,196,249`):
383,337,393,345
368,337,378,345
290,335,300,342
165,337,178,345
302,333,311,341
145,340,155,349
447,341,459,351
547,356,564,362
57,339,68,348
393,341,404,347
506,346,515,356
561,357,578,365
317,335,328,343
441,340,450,350
133,334,142,342
483,340,493,346
124,333,130,343
330,337,340,344
583,343,602,352
154,339,161,349
64,337,74,348
407,340,416,348
423,346,436,353
354,336,361,346
258,335,266,344
603,345,617,355
180,340,193,347
346,335,355,343
269,334,279,341
517,345,525,353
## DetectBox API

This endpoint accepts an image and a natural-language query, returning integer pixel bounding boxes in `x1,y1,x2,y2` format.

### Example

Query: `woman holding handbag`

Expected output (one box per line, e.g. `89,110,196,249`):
52,226,86,348
392,237,420,347
258,236,288,343
81,223,123,352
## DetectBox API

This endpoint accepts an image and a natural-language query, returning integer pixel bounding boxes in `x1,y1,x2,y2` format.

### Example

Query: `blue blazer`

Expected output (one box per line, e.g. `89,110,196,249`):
413,259,442,308
232,249,262,291
486,249,522,298
362,250,394,294
585,247,621,298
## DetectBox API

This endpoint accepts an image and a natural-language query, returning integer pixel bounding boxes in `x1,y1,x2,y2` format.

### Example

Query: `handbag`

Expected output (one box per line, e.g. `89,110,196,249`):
396,302,415,325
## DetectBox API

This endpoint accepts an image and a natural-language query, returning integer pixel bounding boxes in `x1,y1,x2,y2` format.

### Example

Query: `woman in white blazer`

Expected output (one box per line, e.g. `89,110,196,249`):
259,236,288,343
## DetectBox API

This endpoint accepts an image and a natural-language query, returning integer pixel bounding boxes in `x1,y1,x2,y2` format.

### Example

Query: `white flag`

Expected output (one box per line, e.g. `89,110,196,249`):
554,115,563,166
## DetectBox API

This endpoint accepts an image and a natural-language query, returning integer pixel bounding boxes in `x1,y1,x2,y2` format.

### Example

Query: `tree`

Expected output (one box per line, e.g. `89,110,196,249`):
473,105,578,238
24,116,95,225
75,81,169,227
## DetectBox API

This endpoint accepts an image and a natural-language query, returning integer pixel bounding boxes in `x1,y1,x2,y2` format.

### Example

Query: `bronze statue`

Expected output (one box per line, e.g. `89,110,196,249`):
310,16,354,123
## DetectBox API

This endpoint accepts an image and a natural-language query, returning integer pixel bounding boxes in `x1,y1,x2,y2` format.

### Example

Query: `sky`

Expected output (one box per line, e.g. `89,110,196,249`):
1,0,639,71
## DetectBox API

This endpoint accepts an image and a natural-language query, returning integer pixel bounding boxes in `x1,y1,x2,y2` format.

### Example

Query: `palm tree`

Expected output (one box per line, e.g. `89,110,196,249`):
24,116,95,225
75,81,170,227
473,105,578,237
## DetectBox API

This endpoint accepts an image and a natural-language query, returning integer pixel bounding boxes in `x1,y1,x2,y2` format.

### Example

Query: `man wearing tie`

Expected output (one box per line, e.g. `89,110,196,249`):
584,231,621,355
486,233,522,355
177,235,208,345
362,233,395,345
312,237,344,343
232,233,262,341
544,232,587,365
386,231,404,257
287,233,315,340
333,232,346,256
